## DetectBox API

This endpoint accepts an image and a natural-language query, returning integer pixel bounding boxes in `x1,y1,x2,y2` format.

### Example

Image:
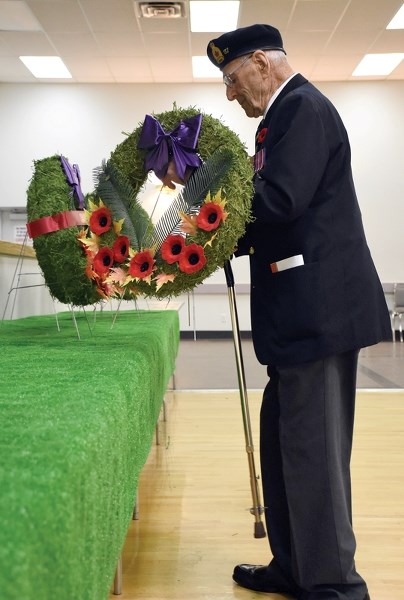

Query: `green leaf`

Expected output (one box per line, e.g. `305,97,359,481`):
93,160,152,251
151,148,235,248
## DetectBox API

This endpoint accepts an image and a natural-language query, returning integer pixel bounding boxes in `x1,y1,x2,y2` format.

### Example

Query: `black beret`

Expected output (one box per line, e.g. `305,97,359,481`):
207,24,285,70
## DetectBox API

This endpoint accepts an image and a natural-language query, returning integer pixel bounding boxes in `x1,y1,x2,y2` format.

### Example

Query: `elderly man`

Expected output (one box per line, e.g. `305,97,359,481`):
206,24,390,600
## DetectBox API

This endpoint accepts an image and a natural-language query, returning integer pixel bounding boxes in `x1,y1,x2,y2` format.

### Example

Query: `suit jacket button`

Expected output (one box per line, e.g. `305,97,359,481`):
249,246,255,255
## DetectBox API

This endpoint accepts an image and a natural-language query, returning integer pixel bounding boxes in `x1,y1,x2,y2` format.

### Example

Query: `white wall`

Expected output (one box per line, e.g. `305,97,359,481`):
0,82,257,209
0,80,403,326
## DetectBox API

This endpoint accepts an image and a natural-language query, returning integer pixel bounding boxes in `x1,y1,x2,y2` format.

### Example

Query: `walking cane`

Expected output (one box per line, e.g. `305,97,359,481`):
224,259,266,538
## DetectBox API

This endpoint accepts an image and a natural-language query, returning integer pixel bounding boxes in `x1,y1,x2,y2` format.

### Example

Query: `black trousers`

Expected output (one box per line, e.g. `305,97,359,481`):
261,350,368,599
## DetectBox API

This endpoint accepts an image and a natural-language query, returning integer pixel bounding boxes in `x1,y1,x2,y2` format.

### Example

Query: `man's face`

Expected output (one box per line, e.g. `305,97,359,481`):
222,53,266,118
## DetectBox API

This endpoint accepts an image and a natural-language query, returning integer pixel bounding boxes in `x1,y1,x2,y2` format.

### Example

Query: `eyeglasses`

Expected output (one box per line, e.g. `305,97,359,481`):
223,54,252,87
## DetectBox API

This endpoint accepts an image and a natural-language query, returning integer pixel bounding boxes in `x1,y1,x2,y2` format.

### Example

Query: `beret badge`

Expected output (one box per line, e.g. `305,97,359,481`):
209,42,224,64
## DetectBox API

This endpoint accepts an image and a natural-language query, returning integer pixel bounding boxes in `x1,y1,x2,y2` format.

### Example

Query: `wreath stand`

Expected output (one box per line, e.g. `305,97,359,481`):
224,260,266,538
1,232,60,328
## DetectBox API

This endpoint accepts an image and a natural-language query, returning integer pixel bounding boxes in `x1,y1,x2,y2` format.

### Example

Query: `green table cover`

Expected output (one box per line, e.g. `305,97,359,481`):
0,309,179,599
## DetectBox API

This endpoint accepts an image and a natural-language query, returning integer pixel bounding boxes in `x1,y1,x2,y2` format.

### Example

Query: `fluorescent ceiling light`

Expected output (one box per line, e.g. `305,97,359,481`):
192,55,222,78
352,53,404,76
19,56,72,79
386,3,404,29
190,1,239,32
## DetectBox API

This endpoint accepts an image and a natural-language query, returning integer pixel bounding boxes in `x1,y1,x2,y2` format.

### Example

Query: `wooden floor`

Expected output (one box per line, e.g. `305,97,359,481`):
110,389,404,600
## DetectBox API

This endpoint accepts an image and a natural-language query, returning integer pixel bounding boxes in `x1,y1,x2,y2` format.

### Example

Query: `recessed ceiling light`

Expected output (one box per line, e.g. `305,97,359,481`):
19,56,72,79
352,53,404,76
386,3,404,29
192,55,222,78
190,1,239,33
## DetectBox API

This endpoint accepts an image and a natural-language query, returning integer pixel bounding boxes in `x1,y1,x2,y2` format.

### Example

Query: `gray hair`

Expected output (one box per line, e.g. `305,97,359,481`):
265,49,288,65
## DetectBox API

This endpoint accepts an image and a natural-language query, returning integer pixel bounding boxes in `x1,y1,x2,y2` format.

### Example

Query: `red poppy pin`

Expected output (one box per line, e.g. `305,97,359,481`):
256,127,268,144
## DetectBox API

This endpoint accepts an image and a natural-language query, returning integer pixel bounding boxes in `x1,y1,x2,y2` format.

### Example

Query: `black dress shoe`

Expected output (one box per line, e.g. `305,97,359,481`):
298,591,371,600
233,562,300,594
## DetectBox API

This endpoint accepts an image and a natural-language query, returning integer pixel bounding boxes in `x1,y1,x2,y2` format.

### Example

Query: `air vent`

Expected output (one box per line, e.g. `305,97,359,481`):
136,2,186,19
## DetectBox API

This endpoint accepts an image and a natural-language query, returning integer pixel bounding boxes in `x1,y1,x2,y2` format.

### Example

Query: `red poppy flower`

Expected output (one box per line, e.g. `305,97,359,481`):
256,127,268,144
161,234,185,264
93,247,114,275
178,243,206,274
128,250,155,279
196,203,224,232
112,235,130,263
89,206,112,235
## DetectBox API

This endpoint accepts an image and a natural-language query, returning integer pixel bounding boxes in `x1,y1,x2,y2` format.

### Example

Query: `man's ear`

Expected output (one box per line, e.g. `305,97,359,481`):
252,50,269,74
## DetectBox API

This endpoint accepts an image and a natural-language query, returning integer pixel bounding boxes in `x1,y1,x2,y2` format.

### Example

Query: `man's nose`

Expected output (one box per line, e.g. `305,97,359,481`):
226,85,236,101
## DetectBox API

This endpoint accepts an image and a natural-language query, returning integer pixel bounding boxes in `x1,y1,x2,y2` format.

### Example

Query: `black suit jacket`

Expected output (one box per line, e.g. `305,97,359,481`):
236,74,391,366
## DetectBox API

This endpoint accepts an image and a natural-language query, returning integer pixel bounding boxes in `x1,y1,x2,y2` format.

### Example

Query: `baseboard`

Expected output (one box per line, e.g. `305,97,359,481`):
180,330,252,340
180,330,394,343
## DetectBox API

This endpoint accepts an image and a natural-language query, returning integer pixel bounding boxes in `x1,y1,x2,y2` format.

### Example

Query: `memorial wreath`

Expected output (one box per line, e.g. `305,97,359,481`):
26,105,253,305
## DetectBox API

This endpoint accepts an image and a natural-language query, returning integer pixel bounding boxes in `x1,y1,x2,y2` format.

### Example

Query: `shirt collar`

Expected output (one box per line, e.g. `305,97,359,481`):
263,73,298,118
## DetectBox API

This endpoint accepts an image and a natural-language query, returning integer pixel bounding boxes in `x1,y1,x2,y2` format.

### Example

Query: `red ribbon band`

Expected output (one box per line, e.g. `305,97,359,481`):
26,210,86,239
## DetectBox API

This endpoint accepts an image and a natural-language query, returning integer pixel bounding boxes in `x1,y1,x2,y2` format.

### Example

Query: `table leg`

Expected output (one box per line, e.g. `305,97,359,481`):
113,557,122,595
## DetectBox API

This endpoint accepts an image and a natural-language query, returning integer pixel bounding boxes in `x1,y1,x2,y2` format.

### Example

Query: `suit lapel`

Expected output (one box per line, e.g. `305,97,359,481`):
254,74,308,173
263,73,308,127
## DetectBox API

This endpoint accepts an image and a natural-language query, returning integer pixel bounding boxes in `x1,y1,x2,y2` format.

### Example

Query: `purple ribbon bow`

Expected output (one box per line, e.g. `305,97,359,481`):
137,113,203,180
60,155,85,210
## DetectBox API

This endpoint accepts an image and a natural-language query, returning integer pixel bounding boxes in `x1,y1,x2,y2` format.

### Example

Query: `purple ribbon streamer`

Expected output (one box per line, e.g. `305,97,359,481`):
137,114,203,180
60,155,85,210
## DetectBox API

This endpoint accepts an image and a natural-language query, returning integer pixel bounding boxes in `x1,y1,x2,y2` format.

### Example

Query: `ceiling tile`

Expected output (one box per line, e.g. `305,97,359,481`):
0,56,36,81
143,32,190,57
93,31,147,57
0,0,42,31
238,0,295,29
107,56,153,82
64,56,114,82
310,54,362,80
369,29,404,53
338,0,404,31
286,53,319,77
387,59,404,78
283,30,331,54
0,0,403,83
149,56,192,81
49,32,101,56
80,0,139,32
288,0,349,31
323,29,381,55
27,0,90,33
137,12,189,34
190,32,215,55
0,35,9,57
0,31,54,55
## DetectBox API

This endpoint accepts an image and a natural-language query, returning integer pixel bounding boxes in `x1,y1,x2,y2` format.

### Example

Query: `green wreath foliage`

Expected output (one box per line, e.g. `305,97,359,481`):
26,156,99,306
108,105,253,297
26,106,253,305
